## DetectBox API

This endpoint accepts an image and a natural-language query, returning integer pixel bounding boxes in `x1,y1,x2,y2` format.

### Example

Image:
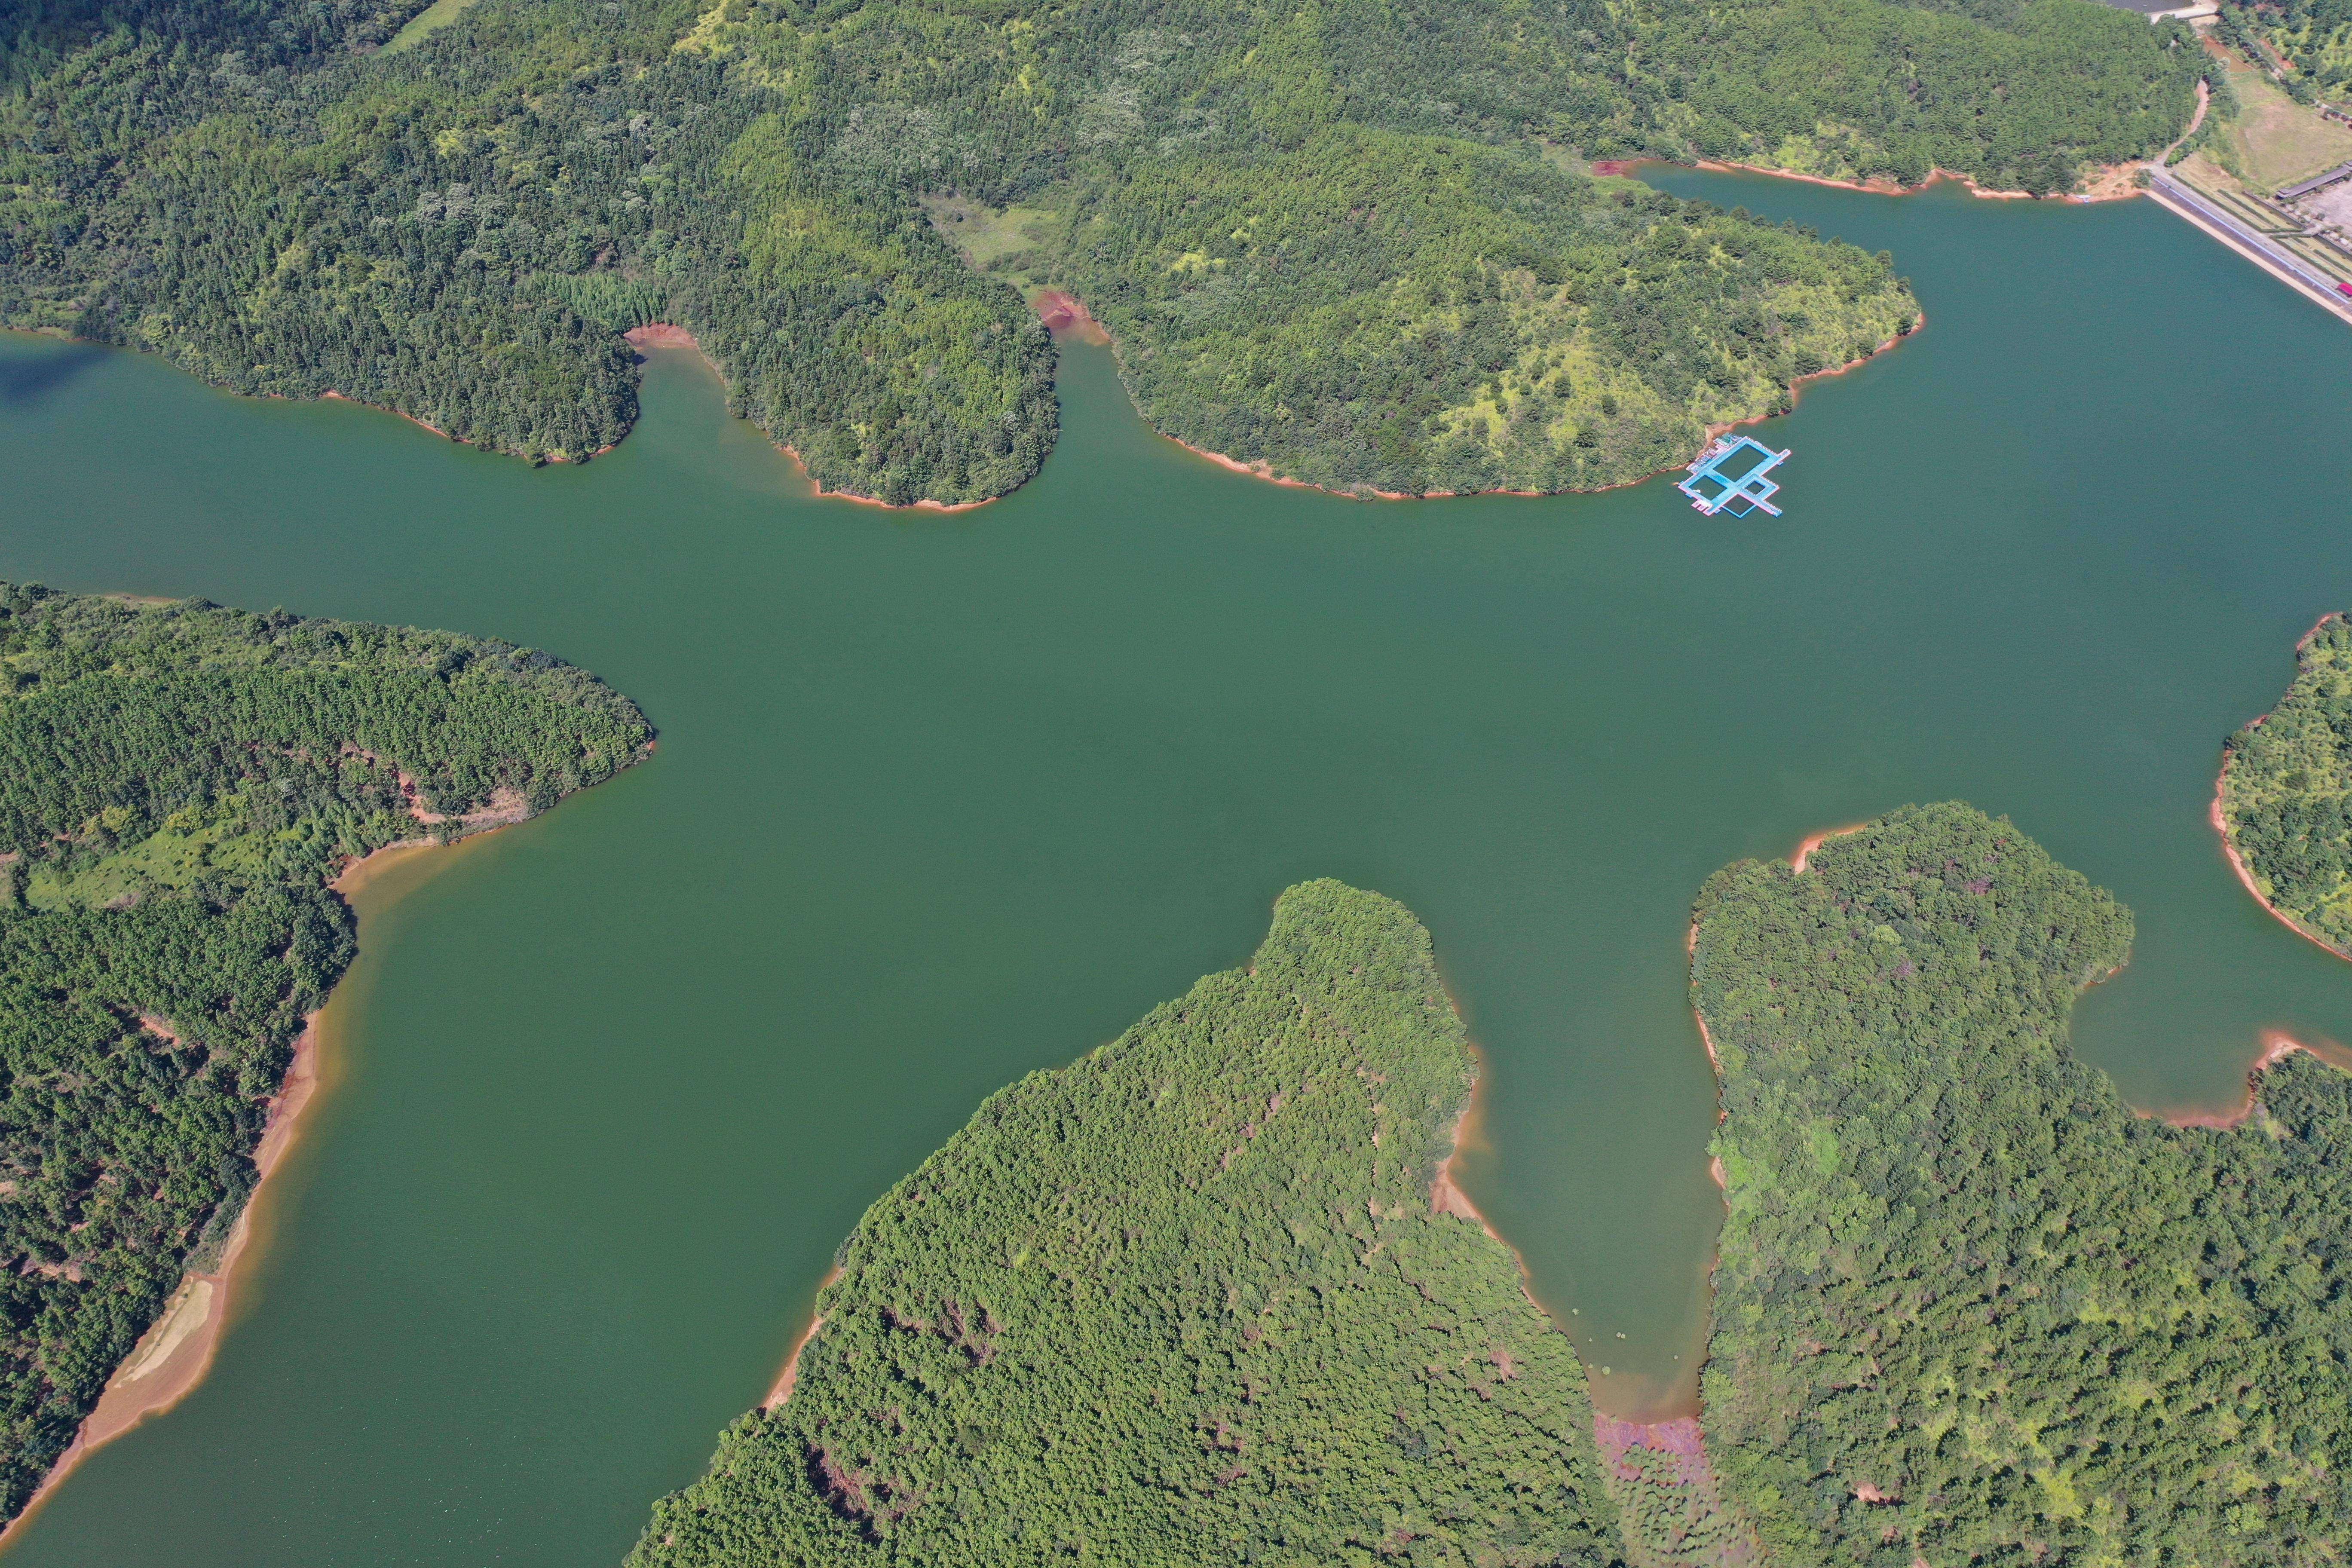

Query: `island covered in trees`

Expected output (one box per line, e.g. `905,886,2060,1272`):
0,583,650,1529
2219,611,2352,958
1,0,2200,501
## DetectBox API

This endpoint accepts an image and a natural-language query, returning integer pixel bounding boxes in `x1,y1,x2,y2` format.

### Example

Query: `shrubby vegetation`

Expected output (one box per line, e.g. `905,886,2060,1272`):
0,583,648,1526
1691,802,2351,1565
1019,130,1912,496
630,880,1626,1568
2222,612,2352,956
2227,0,2352,97
0,0,2190,498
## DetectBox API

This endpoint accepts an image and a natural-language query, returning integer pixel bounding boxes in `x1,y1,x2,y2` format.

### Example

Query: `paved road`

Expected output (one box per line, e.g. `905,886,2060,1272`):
2145,165,2352,321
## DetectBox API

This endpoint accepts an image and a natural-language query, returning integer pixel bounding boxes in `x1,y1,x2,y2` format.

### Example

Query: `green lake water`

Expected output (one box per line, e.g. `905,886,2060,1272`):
3,171,2350,1564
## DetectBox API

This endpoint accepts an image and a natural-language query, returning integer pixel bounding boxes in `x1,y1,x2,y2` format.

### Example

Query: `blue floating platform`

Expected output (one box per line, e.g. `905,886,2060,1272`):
1676,435,1790,518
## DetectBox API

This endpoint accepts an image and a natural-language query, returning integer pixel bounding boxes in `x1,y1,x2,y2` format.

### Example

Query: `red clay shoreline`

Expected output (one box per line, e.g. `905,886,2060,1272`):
1428,982,1707,1423
763,1265,845,1410
1693,161,2035,200
2211,754,2352,965
1764,815,2347,1132
1788,822,1868,874
0,1005,327,1550
0,780,603,1545
752,930,1688,1433
2162,1031,2327,1130
14,275,1920,513
318,389,450,444
2209,615,2352,965
1125,301,1923,504
1428,1042,1515,1257
318,389,618,463
623,324,996,513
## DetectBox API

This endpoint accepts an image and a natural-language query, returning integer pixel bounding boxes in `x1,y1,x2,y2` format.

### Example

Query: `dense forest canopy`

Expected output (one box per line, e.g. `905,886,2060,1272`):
0,0,2194,499
2220,611,2352,956
1690,802,2351,1565
0,583,649,1527
629,880,1629,1568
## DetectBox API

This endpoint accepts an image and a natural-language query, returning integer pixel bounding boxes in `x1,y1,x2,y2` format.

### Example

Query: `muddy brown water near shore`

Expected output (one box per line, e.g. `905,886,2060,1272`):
3,172,2352,1564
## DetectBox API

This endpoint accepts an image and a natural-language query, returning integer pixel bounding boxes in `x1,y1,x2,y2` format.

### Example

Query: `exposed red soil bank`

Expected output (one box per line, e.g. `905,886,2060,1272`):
1025,282,1911,506
2204,769,2346,962
2209,610,2352,959
1029,290,1109,345
625,322,994,513
0,839,462,1547
1428,1043,1510,1248
2161,1031,2332,1129
320,388,452,442
1789,822,1868,874
320,390,614,463
1592,1414,1761,1567
1027,289,1412,500
0,1014,322,1538
1704,312,1923,447
763,1265,846,1410
1692,161,2037,200
1595,1411,1707,1469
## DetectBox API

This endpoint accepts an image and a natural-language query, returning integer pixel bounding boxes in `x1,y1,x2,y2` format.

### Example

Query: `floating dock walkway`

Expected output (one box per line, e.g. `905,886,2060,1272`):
1676,435,1790,518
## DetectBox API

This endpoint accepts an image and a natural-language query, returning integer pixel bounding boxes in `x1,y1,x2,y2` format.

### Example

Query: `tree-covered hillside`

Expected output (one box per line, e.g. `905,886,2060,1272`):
2220,611,2352,956
2225,0,2352,98
1690,802,2351,1566
0,0,2193,499
630,880,1626,1568
1003,129,1913,496
0,583,650,1527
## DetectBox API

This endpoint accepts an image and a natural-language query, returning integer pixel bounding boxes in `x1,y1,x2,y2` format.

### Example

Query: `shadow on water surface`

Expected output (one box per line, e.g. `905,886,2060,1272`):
0,337,108,407
0,171,2349,1566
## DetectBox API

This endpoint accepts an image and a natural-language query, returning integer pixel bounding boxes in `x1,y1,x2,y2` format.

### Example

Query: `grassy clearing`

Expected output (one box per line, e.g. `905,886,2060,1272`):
377,0,487,56
2176,151,2303,224
2215,54,2352,190
918,198,1061,291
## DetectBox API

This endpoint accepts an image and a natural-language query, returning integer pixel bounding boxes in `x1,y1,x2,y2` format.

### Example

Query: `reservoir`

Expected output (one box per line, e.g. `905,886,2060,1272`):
3,171,2350,1565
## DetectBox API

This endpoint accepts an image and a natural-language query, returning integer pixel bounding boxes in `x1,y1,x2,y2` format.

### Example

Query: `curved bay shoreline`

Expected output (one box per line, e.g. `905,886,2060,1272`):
0,828,517,1548
2210,610,2352,965
624,324,996,514
749,939,1706,1473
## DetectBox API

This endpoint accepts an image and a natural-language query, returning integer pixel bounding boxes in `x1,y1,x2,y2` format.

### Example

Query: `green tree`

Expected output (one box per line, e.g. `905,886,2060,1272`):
0,582,651,1527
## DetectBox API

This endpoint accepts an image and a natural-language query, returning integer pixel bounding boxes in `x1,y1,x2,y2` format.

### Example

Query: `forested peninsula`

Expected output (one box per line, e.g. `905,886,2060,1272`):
2219,611,2352,957
2,0,2199,501
0,583,649,1528
1691,802,2351,1565
629,880,1634,1568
